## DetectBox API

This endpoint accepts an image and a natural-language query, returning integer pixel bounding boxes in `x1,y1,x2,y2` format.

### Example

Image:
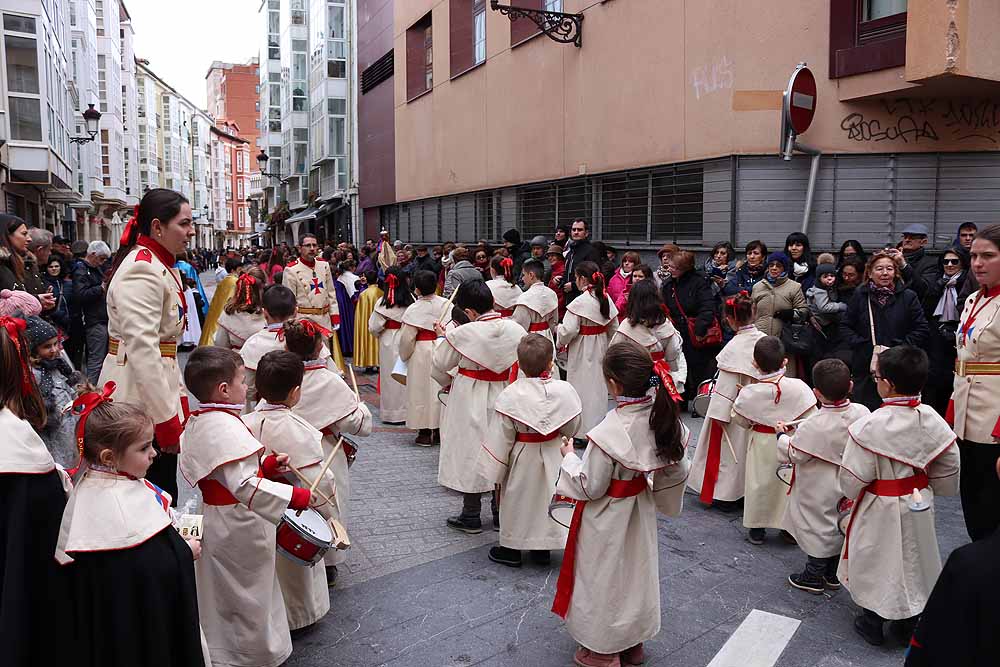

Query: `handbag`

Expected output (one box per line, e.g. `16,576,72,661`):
671,290,723,349
866,297,888,373
780,316,816,357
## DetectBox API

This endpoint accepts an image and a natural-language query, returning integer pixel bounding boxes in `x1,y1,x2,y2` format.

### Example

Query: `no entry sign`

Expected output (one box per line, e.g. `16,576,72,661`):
784,64,816,135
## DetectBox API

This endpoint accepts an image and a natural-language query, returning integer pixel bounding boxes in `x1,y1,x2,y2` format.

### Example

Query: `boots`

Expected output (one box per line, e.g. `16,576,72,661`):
854,609,885,646
620,643,645,665
573,647,621,667
415,429,433,446
488,545,522,568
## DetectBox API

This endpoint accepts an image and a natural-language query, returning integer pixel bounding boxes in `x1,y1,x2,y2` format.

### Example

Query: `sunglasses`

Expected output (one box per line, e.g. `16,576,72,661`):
942,258,961,266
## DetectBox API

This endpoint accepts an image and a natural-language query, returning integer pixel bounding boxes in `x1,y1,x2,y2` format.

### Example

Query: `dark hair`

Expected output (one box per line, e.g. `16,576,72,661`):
0,321,46,429
0,214,28,283
626,279,666,328
300,233,318,244
722,290,754,327
603,341,683,461
812,358,852,402
753,335,785,374
745,240,768,257
711,242,734,263
255,350,304,402
571,218,588,231
960,222,978,232
975,224,1000,253
455,279,493,314
262,284,297,320
632,263,654,280
224,266,266,315
517,333,554,378
340,259,357,272
838,240,867,265
283,319,324,361
380,267,415,308
78,392,153,466
183,346,243,403
490,254,516,284
224,257,240,273
574,260,609,319
521,258,546,282
555,224,571,239
412,269,438,297
784,232,814,267
45,255,65,277
876,345,928,395
363,270,378,286
108,188,189,284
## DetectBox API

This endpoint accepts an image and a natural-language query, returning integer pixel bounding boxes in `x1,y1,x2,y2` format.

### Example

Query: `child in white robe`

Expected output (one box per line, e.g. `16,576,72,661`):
285,319,373,585
609,279,687,392
398,270,450,445
367,267,411,424
838,345,960,647
486,255,523,317
480,333,581,567
179,347,318,667
214,267,266,351
775,358,870,595
512,259,559,354
731,336,816,545
553,341,689,667
243,350,341,630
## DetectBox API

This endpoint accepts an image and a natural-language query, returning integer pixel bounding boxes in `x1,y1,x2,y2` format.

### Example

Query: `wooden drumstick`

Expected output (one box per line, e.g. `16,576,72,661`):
310,438,342,494
722,429,739,465
287,463,334,506
438,287,460,324
348,364,360,401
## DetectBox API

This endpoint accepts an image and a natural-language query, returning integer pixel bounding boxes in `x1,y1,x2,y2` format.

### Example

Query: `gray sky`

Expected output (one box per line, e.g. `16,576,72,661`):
126,0,259,109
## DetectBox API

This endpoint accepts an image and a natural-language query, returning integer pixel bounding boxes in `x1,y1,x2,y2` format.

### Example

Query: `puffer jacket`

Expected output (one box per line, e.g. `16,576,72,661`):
751,277,808,337
443,260,484,297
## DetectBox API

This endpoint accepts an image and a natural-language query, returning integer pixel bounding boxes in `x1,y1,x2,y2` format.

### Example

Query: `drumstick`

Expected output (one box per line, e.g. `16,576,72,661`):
287,463,334,506
722,428,739,465
438,288,460,324
348,364,360,401
779,418,809,429
309,439,342,494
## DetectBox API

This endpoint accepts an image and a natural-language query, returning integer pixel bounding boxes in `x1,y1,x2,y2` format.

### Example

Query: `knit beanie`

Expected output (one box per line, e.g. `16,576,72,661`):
816,263,837,279
23,316,58,352
765,251,791,273
0,289,42,318
502,228,522,245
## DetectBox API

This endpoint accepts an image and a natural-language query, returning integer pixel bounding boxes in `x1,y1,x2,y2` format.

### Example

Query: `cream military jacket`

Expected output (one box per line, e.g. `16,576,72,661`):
284,257,341,329
951,285,1000,443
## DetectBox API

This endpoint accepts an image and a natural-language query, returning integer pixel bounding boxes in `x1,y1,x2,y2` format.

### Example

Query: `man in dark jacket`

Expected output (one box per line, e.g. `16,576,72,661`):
72,241,111,383
559,219,601,304
898,223,941,299
501,228,531,277
412,245,442,277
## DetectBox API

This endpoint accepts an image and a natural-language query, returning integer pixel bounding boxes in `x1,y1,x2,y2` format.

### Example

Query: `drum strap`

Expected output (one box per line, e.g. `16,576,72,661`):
699,419,724,505
552,476,647,618
842,471,929,561
320,426,358,458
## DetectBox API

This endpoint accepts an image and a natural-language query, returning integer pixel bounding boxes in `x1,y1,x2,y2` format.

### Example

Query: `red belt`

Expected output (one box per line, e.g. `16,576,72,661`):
320,427,358,458
552,476,647,618
497,308,514,317
579,325,607,336
529,322,550,332
415,329,437,341
515,430,560,443
752,424,776,434
843,472,929,561
384,320,402,330
458,367,511,382
651,351,665,362
198,479,238,506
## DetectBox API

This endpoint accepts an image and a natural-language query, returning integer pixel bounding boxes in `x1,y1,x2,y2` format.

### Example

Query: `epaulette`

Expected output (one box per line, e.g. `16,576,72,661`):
286,260,298,268
136,248,153,263
316,258,328,263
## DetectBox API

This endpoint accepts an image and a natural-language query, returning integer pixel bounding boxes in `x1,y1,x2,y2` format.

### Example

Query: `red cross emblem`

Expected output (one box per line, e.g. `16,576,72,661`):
310,277,324,294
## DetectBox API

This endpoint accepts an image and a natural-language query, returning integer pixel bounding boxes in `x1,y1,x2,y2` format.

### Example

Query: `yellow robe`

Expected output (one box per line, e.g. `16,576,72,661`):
352,285,382,367
199,273,237,346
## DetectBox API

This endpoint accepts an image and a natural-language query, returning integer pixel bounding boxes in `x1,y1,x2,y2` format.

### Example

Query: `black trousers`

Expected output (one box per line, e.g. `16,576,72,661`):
958,440,1000,541
803,555,839,581
147,446,179,507
461,491,499,520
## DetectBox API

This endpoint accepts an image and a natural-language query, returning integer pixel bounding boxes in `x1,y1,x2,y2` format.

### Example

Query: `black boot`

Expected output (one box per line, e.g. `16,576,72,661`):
529,549,551,565
488,545,522,568
788,571,824,595
854,610,885,646
325,565,338,587
446,515,482,534
415,429,432,446
747,528,766,545
889,617,918,648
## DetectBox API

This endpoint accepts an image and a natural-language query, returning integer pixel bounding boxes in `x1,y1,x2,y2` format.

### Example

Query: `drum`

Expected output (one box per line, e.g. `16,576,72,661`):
341,436,359,468
691,377,716,418
276,508,333,566
437,387,450,406
775,463,794,486
391,356,408,385
836,496,854,535
547,493,578,529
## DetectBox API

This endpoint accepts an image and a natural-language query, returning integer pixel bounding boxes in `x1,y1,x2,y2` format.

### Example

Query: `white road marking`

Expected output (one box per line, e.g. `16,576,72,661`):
706,609,801,667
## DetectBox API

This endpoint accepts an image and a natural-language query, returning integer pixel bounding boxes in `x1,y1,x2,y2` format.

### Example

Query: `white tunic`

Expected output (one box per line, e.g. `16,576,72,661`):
512,282,559,354
555,400,690,654
731,373,817,529
214,310,266,350
239,325,334,412
838,402,960,620
179,410,295,667
486,277,523,315
556,290,619,433
610,318,688,392
399,295,451,430
480,377,581,549
432,313,524,493
776,401,870,558
368,302,408,423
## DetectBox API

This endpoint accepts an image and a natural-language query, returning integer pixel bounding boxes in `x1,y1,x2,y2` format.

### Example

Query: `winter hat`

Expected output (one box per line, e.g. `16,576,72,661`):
529,235,548,248
0,289,42,318
546,244,564,258
23,316,58,352
502,229,522,245
816,263,837,279
765,251,791,273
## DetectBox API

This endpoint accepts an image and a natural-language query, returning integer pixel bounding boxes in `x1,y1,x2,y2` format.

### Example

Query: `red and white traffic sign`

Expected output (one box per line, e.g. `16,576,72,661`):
784,64,816,135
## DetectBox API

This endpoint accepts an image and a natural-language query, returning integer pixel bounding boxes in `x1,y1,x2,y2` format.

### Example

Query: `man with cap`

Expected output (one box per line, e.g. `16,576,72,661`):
413,245,441,276
897,223,941,298
501,229,531,277
527,235,550,283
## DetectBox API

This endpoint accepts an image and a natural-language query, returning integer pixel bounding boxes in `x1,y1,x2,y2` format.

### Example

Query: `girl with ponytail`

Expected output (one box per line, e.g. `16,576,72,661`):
686,289,763,511
486,255,523,317
557,260,619,436
214,267,267,351
368,267,412,423
552,341,689,665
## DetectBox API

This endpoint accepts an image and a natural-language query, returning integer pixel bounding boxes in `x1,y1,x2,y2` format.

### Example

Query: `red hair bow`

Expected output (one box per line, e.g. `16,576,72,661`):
652,359,682,403
386,273,398,305
0,316,32,394
236,272,257,306
299,318,332,339
500,256,514,278
591,271,604,285
119,204,140,247
72,381,117,458
724,289,750,308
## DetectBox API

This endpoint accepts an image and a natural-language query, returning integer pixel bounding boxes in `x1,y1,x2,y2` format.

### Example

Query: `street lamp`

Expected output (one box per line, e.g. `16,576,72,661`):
70,104,102,144
256,149,292,184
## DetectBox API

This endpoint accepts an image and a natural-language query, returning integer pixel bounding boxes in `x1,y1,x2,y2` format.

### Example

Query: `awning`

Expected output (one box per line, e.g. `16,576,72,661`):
317,200,347,217
286,206,318,223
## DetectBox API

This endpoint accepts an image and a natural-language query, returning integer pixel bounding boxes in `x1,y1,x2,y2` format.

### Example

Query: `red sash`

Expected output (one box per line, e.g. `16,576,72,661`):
651,350,665,362
415,329,437,342
515,430,560,443
699,419,724,505
458,367,511,382
529,322,550,332
842,471,929,561
384,320,402,330
579,324,607,336
751,424,776,434
552,475,647,618
497,308,514,317
199,479,238,506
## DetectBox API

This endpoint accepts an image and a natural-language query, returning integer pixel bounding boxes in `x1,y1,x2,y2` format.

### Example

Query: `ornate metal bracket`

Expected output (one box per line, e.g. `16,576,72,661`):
490,1,584,48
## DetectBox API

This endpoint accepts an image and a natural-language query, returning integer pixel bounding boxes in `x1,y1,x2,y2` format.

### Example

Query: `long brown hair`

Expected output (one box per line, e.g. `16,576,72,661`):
575,261,610,319
107,188,189,284
603,341,683,462
0,318,46,429
0,214,27,283
490,255,516,285
77,388,153,467
224,267,266,315
283,319,324,361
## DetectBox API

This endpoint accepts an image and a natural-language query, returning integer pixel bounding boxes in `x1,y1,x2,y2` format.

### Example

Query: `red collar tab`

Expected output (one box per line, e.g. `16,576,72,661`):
136,235,176,268
300,256,316,268
476,312,502,322
822,399,850,409
881,396,921,408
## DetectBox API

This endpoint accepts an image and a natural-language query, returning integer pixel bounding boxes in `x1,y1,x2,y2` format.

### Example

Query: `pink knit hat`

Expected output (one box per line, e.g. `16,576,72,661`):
0,289,42,318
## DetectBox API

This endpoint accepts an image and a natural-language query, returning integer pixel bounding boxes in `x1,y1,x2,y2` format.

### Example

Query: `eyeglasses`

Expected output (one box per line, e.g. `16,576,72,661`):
942,258,961,266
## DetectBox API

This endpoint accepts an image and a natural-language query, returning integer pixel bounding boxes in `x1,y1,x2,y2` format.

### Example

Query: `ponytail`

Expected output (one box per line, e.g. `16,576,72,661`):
491,255,516,285
723,289,754,327
107,188,189,285
576,261,609,319
380,267,415,309
225,267,266,315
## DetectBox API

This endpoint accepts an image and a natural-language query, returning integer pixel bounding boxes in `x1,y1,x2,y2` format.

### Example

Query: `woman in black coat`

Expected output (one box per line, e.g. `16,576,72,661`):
922,246,970,418
661,249,720,403
41,255,73,334
838,251,930,410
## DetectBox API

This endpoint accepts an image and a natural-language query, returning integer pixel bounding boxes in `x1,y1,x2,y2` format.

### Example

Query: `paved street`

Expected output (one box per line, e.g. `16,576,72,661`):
194,271,967,667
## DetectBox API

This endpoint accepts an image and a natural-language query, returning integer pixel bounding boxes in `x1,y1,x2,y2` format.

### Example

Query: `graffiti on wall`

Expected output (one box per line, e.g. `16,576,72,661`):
841,98,1000,144
691,56,734,100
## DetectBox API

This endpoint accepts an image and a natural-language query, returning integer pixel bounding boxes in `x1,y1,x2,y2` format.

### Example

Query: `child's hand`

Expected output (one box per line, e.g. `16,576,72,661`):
775,421,792,435
433,321,446,337
186,537,202,560
560,437,575,457
274,453,291,472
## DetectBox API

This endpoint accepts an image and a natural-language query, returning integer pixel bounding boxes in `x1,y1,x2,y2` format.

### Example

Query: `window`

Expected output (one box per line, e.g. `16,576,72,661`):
449,0,486,77
405,13,434,100
239,207,245,226
328,97,346,158
361,49,393,94
327,40,346,78
9,97,41,140
6,35,38,93
473,0,486,65
830,0,907,78
510,0,544,46
4,27,41,141
95,0,104,35
3,15,35,33
238,179,244,199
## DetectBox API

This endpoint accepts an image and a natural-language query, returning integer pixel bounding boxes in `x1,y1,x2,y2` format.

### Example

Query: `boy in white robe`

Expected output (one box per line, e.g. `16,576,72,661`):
838,345,960,647
179,347,318,667
775,358,870,594
553,341,689,667
512,259,559,354
480,333,582,567
243,350,341,630
432,279,525,534
284,318,373,586
368,268,411,424
399,269,450,445
486,255,523,317
731,336,816,545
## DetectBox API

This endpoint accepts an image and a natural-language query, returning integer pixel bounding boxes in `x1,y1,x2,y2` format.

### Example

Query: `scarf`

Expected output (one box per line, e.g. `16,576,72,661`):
933,272,963,322
792,261,810,278
869,281,895,308
746,262,766,280
765,272,787,286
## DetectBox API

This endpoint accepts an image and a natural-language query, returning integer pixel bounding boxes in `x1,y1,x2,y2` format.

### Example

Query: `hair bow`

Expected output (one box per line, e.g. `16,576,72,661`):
591,271,604,285
386,273,398,306
724,289,750,308
650,359,682,402
500,257,514,279
236,272,257,306
0,316,33,394
119,204,140,247
299,318,332,339
72,381,117,458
